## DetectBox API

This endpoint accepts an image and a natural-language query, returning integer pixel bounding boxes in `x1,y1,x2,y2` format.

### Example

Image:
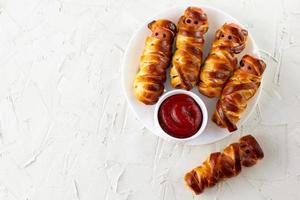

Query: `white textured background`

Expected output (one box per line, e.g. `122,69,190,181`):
0,0,300,199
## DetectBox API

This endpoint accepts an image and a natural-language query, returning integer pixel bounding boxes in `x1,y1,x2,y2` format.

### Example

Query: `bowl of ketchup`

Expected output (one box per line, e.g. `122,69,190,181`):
154,90,208,142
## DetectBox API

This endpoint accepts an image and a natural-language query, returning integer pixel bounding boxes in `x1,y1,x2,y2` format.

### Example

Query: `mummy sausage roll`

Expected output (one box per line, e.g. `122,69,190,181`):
170,7,209,90
198,23,248,98
185,134,264,195
133,20,177,105
212,55,266,132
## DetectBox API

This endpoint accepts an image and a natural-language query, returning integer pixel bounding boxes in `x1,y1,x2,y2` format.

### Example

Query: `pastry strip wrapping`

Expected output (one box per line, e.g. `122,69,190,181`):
184,134,264,195
212,54,266,132
170,7,209,90
133,20,177,105
198,23,248,98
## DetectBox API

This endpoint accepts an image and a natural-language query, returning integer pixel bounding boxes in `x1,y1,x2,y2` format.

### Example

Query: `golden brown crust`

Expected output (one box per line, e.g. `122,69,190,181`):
198,23,248,98
133,20,177,105
184,134,264,195
240,135,264,167
212,54,266,132
170,7,209,90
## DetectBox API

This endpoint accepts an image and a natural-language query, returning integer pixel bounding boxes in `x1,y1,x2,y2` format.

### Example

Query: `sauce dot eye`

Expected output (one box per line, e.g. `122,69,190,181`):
186,19,191,24
228,35,232,40
194,21,198,24
221,34,225,38
155,32,159,36
248,66,252,70
240,62,244,67
163,33,166,38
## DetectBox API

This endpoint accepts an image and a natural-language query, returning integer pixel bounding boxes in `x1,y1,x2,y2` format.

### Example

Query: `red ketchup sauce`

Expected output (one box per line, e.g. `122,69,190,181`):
158,94,203,138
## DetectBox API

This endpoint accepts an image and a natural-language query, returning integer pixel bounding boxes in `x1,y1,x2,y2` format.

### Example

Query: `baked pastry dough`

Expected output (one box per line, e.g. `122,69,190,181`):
133,20,177,105
212,54,266,132
198,23,248,97
185,134,264,195
170,7,208,90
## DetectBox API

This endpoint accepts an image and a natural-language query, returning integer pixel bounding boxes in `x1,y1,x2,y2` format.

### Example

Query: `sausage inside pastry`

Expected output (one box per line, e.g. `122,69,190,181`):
170,7,209,90
198,23,248,98
133,19,177,105
212,54,266,132
185,134,264,195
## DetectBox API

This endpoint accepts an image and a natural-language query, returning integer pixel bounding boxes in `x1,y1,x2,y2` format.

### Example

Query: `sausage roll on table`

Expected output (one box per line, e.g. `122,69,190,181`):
133,19,177,105
185,134,264,195
213,54,266,132
170,7,209,90
198,23,248,97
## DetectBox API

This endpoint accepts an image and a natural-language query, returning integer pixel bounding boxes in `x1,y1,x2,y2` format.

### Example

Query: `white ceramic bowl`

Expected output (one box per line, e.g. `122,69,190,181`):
122,5,262,145
153,90,208,142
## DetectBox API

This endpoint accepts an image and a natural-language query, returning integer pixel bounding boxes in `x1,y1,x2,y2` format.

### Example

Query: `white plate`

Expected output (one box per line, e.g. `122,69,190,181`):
121,5,262,145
